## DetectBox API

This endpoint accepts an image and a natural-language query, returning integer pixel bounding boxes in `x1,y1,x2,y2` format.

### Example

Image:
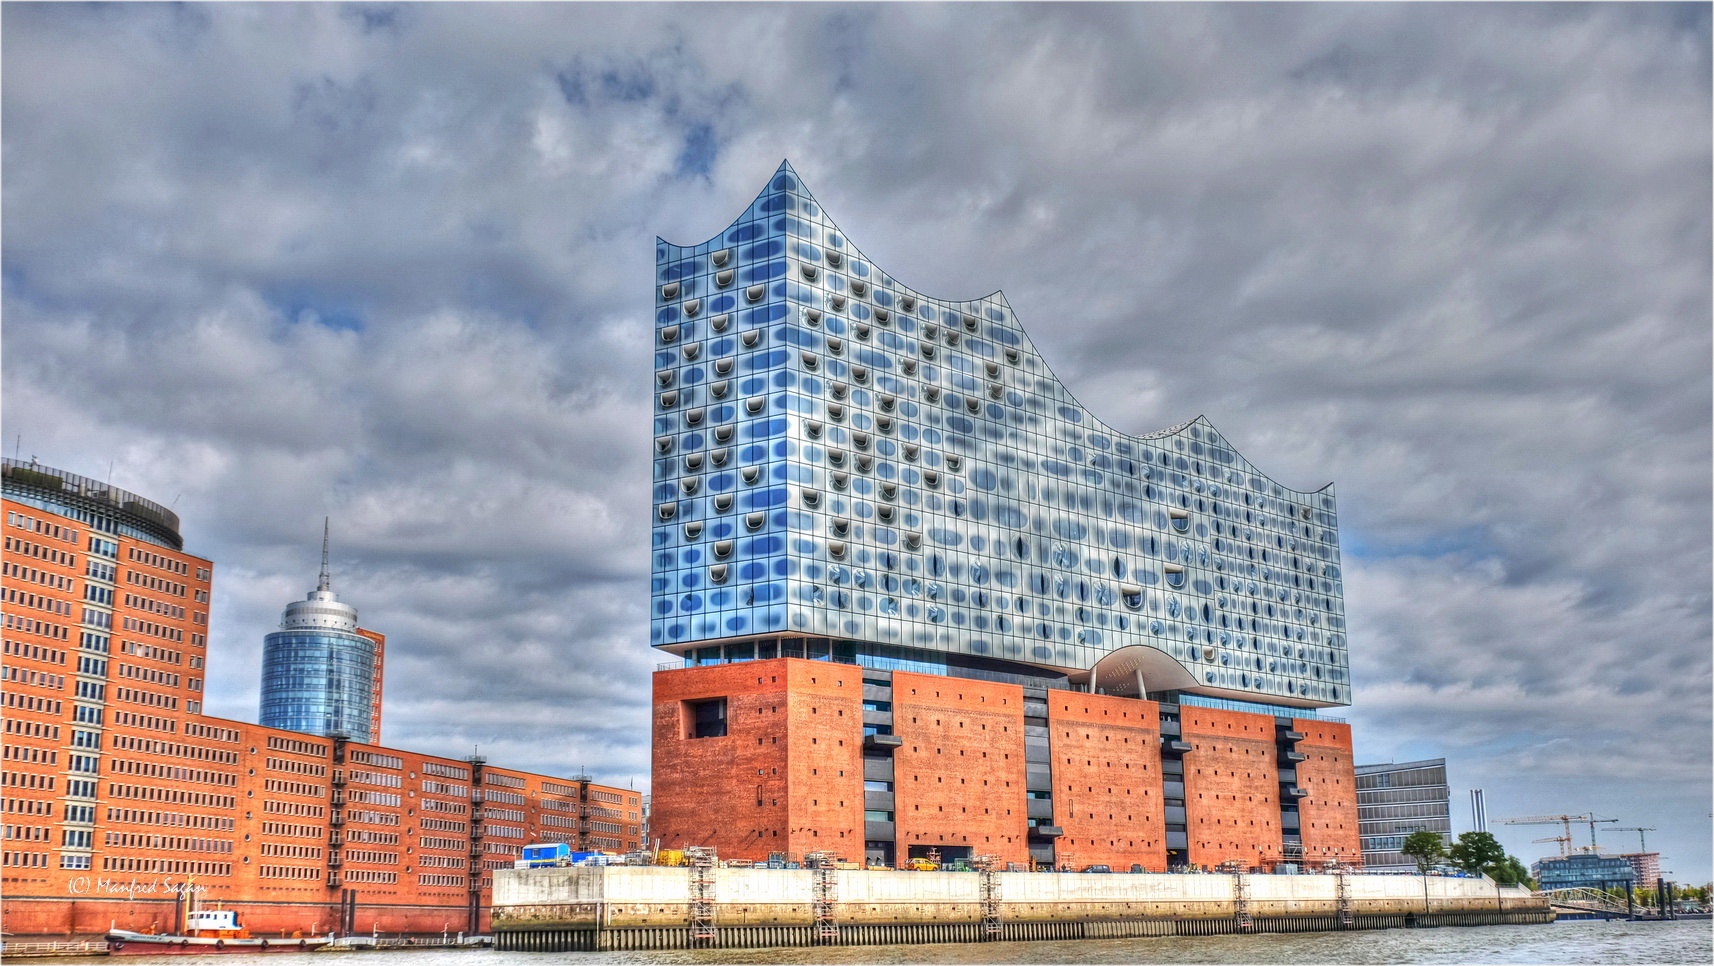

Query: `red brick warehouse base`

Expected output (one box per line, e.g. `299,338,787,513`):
650,657,1358,871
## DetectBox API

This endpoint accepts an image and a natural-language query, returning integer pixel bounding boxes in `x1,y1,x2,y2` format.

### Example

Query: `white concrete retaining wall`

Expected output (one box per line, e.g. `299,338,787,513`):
494,866,1537,931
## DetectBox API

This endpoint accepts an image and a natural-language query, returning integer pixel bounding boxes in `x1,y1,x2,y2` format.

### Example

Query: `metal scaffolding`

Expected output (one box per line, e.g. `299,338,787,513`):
1232,869,1254,932
974,855,1002,937
805,851,839,943
685,847,718,946
1336,870,1354,928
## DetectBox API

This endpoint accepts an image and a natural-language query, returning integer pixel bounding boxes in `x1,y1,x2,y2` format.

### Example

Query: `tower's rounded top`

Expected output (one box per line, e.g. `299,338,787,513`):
279,589,358,632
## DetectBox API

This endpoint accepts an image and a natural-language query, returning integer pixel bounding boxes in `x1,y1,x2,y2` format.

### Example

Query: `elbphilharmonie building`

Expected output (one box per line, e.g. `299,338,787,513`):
651,162,1348,711
650,163,1359,871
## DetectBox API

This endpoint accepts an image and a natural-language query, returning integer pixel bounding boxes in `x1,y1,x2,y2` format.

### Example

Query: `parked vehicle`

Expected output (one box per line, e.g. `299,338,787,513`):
520,844,625,868
520,843,573,868
906,857,940,871
1082,864,1113,873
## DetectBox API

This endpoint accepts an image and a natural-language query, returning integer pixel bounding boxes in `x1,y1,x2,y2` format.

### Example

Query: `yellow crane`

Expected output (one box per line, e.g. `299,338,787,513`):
1498,814,1617,856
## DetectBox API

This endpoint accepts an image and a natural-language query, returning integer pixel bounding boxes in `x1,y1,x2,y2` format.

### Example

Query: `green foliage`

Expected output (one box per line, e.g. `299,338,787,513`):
1449,831,1507,876
1490,854,1535,888
1400,830,1447,874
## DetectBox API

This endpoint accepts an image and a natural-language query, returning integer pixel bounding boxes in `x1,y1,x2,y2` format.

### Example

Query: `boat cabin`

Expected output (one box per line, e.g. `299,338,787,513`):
186,909,244,935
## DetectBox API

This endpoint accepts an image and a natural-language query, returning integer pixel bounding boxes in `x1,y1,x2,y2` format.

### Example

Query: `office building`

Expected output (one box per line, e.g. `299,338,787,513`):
259,525,382,743
1355,759,1452,871
1,459,641,940
1531,853,1637,891
649,162,1359,871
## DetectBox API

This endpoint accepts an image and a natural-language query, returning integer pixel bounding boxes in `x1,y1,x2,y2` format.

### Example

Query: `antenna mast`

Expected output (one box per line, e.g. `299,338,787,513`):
318,518,332,592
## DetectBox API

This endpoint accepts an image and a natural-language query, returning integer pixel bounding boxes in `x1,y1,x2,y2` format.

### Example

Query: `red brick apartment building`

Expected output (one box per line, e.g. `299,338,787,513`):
1,461,640,940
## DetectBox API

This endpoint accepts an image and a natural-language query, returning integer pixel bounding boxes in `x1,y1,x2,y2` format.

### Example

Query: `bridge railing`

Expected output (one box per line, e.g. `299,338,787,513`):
1536,887,1628,913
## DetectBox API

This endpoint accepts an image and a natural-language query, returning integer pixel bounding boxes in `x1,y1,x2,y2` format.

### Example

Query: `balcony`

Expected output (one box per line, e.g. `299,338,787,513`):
328,832,343,848
1276,730,1305,744
329,812,344,827
1281,750,1308,763
1027,825,1064,839
327,855,343,868
1161,738,1193,756
1282,785,1309,800
863,734,903,751
326,874,342,888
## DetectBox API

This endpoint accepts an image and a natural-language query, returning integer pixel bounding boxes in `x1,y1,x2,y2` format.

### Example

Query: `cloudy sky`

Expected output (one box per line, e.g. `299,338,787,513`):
5,3,1709,880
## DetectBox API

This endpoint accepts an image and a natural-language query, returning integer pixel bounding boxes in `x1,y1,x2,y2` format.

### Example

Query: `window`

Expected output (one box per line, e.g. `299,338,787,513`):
688,698,727,739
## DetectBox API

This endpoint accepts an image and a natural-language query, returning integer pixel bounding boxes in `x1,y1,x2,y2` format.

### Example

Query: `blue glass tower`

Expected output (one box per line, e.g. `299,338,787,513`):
259,523,376,741
652,162,1350,711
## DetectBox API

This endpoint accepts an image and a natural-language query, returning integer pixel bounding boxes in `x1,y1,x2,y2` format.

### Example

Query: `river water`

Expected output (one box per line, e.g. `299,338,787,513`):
33,920,1714,965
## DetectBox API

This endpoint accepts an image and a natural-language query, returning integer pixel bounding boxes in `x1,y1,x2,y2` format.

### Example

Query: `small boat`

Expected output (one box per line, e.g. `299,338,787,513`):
106,908,332,955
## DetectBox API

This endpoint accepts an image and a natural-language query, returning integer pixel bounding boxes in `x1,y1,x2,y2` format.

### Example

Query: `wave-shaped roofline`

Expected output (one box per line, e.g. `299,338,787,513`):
659,160,1335,499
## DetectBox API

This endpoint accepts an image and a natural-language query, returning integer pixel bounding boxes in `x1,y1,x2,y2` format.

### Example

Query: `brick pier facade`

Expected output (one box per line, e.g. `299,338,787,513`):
651,657,1358,872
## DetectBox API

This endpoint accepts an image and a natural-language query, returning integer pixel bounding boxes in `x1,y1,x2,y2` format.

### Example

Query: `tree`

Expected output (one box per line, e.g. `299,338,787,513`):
1448,832,1507,877
1400,830,1447,875
1490,854,1535,888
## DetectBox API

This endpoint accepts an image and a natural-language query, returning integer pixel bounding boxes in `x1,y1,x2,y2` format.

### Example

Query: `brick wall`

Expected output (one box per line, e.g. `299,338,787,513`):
645,664,1359,876
650,659,865,863
890,672,1028,865
1180,707,1283,869
650,660,793,859
1046,692,1167,871
1290,718,1361,866
781,661,864,861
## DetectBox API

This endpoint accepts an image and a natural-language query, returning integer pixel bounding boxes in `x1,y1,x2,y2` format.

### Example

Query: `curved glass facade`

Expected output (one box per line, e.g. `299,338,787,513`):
259,571,376,741
259,629,376,742
651,162,1350,709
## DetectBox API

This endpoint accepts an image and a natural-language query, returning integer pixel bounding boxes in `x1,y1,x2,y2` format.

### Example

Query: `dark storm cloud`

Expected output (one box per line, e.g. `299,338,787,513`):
4,3,1708,877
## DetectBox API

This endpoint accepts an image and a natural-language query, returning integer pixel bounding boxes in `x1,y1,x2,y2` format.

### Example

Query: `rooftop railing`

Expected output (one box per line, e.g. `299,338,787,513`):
2,457,181,537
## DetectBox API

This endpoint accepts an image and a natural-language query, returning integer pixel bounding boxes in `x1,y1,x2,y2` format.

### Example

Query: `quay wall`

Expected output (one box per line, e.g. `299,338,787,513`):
492,867,1551,949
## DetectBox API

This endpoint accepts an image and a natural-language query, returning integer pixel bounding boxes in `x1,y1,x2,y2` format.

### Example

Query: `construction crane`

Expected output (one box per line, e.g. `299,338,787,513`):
1607,827,1657,852
1498,814,1617,857
1533,834,1572,855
